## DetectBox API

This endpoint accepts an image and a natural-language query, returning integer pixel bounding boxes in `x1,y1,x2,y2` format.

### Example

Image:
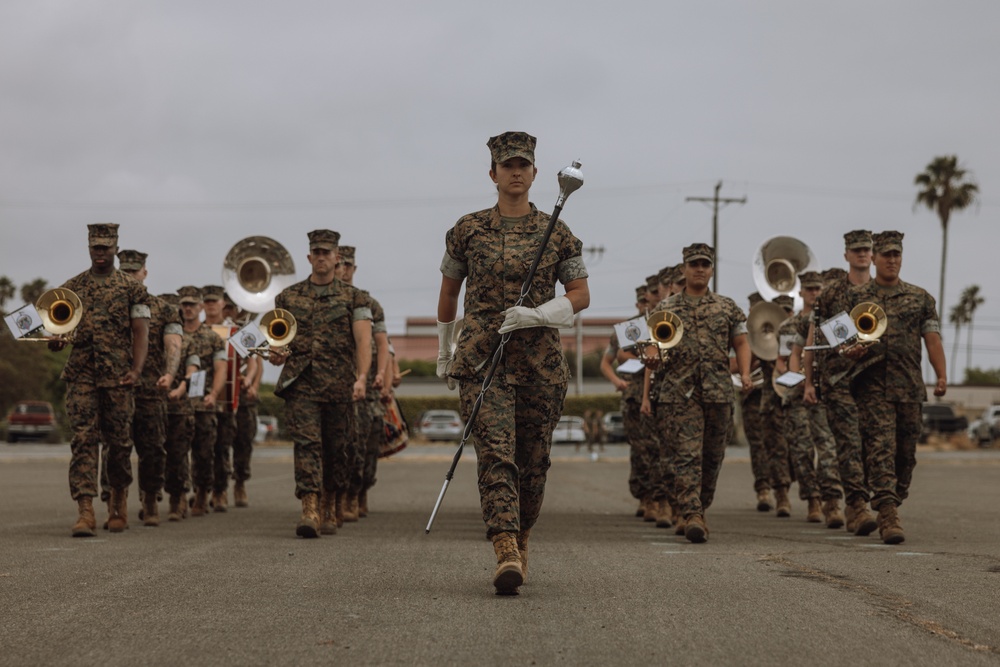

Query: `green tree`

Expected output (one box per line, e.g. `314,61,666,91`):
0,276,15,314
958,284,984,379
20,278,48,306
947,301,968,385
964,367,1000,386
914,155,979,320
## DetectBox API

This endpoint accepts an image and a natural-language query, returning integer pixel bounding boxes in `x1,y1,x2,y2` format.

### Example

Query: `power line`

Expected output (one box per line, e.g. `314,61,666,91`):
686,181,746,293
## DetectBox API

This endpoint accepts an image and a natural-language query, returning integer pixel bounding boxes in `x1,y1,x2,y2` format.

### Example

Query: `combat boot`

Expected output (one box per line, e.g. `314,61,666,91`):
774,486,791,518
517,529,530,583
319,493,337,535
806,497,823,523
491,532,523,595
213,489,228,513
358,490,369,518
673,515,687,536
822,499,845,529
344,494,359,522
190,488,208,517
142,491,160,527
103,498,113,530
178,493,189,519
844,501,857,533
233,480,249,508
684,514,708,543
635,500,645,518
877,504,905,545
107,488,128,533
655,500,674,529
756,488,773,512
167,495,183,522
334,491,346,528
71,497,97,537
851,498,878,536
296,493,320,538
642,498,656,522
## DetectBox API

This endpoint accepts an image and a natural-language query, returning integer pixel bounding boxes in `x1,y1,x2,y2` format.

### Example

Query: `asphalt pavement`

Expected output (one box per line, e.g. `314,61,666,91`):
1,441,999,666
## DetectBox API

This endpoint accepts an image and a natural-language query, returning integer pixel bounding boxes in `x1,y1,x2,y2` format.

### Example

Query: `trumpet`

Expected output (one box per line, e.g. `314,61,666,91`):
17,288,83,342
838,302,887,355
246,308,297,359
635,310,684,367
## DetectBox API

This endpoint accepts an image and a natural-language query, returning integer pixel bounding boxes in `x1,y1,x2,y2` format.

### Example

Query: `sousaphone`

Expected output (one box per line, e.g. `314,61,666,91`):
752,236,820,308
223,236,298,356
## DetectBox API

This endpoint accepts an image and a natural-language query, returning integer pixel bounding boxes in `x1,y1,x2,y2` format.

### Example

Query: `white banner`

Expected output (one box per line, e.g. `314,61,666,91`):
187,370,207,398
819,311,858,348
616,358,645,375
4,304,43,339
778,333,796,357
614,316,648,349
775,371,805,388
228,320,266,359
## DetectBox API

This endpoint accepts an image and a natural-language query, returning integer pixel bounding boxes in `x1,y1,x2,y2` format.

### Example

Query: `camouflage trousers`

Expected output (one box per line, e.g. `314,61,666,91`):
67,383,134,500
741,389,771,492
659,398,731,520
233,402,257,482
100,398,166,501
191,411,218,492
782,396,843,501
622,399,661,500
349,400,385,495
459,379,567,539
213,410,237,493
648,405,677,507
164,411,194,496
761,388,792,488
283,388,355,498
824,382,869,504
854,386,921,511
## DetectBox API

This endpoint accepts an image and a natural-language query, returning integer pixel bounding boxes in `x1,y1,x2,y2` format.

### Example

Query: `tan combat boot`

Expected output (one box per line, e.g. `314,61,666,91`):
319,493,337,535
635,501,645,518
334,491,346,528
822,499,845,529
71,497,97,537
213,489,228,513
107,488,128,533
655,500,674,529
167,495,183,522
684,514,709,543
756,488,773,512
774,486,791,518
358,490,369,518
143,491,160,527
491,532,523,595
517,529,530,583
190,488,208,517
877,504,905,545
344,494,359,522
844,501,857,533
179,493,189,519
673,514,687,536
103,498,113,530
296,493,320,538
806,498,823,523
851,498,878,536
642,498,657,522
233,480,249,508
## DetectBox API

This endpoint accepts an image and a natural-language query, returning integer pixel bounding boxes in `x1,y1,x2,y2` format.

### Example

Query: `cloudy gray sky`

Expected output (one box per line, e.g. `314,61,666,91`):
2,1,998,380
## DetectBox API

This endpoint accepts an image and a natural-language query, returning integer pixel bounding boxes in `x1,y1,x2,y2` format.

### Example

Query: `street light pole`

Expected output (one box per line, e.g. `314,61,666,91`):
686,182,746,293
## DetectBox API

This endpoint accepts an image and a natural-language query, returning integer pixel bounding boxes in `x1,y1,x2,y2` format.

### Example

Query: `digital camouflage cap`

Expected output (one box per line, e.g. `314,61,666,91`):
873,230,903,253
202,285,224,301
159,293,180,307
338,245,356,266
645,274,660,290
177,285,202,305
635,286,647,302
487,131,536,165
308,229,340,251
683,243,715,265
773,294,795,311
822,267,847,282
88,222,119,247
117,249,147,271
843,229,872,250
798,270,823,288
656,265,677,286
748,292,764,308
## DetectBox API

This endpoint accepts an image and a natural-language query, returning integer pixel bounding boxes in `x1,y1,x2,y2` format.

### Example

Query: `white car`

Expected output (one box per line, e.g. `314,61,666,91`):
552,416,587,445
971,405,1000,446
255,415,279,443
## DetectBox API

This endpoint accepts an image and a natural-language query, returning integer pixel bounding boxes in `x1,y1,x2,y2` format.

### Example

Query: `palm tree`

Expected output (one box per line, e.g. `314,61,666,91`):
914,155,979,321
959,284,984,378
947,301,967,385
0,276,15,314
20,278,48,306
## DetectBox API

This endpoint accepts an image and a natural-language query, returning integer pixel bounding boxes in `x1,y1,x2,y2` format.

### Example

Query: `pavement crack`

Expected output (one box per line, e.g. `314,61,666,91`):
761,555,1000,656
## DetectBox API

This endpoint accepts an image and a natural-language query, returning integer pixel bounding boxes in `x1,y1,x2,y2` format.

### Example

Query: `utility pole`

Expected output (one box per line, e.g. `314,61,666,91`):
574,245,605,394
686,182,746,293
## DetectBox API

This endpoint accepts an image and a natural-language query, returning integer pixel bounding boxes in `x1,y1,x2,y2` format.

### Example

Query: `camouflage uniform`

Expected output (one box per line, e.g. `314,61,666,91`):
849,273,938,511
652,286,747,521
353,294,387,497
233,358,258,486
606,333,660,501
164,329,199,498
742,293,771,494
441,203,587,538
275,276,372,498
187,324,227,493
61,227,151,502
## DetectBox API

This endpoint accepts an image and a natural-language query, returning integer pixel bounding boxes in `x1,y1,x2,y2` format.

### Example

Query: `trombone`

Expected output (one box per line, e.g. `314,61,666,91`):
839,302,887,354
17,288,83,342
635,309,683,367
246,308,297,359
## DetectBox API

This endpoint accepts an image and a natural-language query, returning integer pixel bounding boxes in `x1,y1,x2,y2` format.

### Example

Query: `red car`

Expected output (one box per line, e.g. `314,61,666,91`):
6,401,57,443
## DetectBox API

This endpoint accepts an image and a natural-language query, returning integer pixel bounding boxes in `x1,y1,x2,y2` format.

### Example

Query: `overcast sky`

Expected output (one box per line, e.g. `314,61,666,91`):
2,1,998,380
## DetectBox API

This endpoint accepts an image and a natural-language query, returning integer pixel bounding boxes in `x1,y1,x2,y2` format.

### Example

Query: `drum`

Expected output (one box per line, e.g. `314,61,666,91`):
380,395,408,458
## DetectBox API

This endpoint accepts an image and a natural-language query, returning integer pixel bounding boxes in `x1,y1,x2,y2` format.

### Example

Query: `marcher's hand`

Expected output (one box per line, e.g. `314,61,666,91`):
156,373,174,391
613,378,628,392
380,385,392,402
373,371,384,390
246,384,259,401
392,372,402,388
203,393,217,409
740,373,753,394
120,369,141,386
934,377,947,397
498,297,574,334
352,378,366,401
268,348,288,366
841,345,868,361
48,339,66,352
168,383,185,401
640,399,652,417
803,383,818,406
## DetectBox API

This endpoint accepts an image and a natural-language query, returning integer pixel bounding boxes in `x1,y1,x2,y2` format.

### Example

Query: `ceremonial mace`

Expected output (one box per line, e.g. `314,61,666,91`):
425,160,584,534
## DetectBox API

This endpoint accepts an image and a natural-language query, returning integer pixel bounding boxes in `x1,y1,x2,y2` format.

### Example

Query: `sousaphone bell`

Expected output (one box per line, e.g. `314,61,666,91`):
223,236,298,357
747,301,788,361
752,236,819,309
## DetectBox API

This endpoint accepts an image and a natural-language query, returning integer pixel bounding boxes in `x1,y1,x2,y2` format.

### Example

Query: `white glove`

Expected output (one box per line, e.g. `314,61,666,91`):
436,320,458,390
498,296,575,334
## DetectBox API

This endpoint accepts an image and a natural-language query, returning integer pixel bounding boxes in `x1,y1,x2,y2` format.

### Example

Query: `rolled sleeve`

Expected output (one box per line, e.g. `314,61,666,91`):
164,323,183,336
131,304,151,319
353,307,373,322
557,255,588,284
440,251,468,281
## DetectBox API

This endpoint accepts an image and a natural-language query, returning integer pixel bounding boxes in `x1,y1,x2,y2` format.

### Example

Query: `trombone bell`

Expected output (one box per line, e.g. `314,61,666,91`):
36,288,83,336
647,310,684,349
260,308,297,347
850,302,887,341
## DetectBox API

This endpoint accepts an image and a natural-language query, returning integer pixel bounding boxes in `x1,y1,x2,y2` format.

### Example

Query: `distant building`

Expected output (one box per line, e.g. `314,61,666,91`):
390,316,628,361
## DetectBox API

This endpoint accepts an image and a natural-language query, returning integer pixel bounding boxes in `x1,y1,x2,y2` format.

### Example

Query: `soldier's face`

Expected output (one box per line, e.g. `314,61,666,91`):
844,247,872,272
203,298,223,320
89,244,116,273
684,259,713,289
181,302,202,324
800,284,822,308
308,247,337,279
340,263,357,284
873,250,902,282
490,158,536,196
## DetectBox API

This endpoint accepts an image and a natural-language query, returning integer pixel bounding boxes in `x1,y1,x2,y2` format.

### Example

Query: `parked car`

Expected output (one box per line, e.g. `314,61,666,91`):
920,403,968,442
970,404,1000,446
255,415,279,443
415,409,464,442
552,415,587,445
603,411,626,443
6,400,57,443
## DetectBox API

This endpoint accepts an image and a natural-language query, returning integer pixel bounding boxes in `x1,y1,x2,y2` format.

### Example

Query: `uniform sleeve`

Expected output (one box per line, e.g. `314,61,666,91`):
556,225,588,284
921,291,941,335
130,281,152,320
212,335,227,363
729,301,748,339
370,297,387,334
606,333,619,359
441,224,469,280
352,287,373,322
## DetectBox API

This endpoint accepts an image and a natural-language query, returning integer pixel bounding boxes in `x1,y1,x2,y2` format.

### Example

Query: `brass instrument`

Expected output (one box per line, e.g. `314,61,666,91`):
17,288,83,342
635,310,683,366
746,302,788,361
839,302,887,354
751,236,819,307
247,308,298,359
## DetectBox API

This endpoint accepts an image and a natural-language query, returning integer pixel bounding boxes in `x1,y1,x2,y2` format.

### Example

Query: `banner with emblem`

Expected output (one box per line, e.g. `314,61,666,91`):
4,304,44,339
819,311,858,348
228,320,266,359
613,315,648,350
